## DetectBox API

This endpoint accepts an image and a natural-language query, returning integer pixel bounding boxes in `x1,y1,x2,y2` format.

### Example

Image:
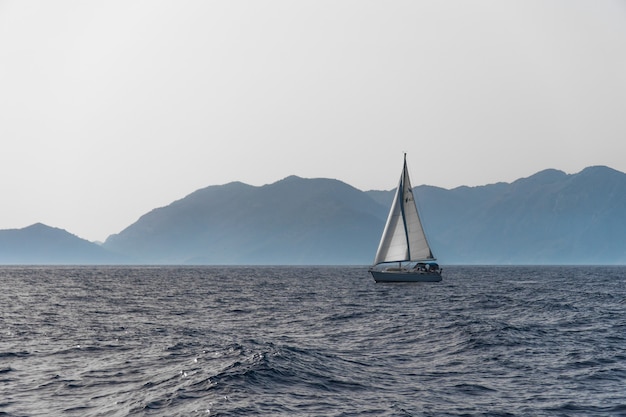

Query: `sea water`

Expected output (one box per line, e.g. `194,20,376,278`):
1,266,625,416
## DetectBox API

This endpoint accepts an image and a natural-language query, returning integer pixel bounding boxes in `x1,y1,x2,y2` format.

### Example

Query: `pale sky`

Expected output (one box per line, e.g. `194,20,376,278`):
1,1,626,242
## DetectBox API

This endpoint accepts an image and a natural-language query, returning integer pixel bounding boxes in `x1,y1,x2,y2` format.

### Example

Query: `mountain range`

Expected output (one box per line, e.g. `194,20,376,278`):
2,166,625,265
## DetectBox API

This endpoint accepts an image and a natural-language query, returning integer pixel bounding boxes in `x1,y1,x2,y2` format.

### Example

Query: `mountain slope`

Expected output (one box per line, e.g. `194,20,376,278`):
104,176,387,264
414,166,626,264
0,223,126,264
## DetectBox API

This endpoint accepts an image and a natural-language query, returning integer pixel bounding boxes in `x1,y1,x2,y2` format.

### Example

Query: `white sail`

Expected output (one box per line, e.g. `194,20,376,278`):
373,156,434,265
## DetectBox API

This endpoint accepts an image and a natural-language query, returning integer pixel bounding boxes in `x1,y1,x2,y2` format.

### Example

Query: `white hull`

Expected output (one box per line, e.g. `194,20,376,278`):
369,269,442,283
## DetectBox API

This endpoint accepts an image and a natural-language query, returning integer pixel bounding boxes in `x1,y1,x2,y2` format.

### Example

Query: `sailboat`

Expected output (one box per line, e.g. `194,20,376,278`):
369,154,442,282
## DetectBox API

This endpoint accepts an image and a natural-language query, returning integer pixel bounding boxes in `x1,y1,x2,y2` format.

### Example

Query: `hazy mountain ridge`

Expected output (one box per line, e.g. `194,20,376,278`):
103,176,386,264
0,223,125,264
2,166,625,265
415,166,626,264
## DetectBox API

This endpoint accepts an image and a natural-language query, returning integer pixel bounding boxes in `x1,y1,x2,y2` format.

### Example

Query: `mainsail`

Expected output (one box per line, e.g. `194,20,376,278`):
373,155,434,265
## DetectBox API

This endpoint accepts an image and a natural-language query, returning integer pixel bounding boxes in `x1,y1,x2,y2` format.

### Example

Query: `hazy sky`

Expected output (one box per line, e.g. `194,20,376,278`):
2,1,626,242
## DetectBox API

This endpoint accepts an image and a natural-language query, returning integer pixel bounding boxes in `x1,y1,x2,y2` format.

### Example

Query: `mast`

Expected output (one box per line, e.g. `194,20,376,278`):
400,153,411,261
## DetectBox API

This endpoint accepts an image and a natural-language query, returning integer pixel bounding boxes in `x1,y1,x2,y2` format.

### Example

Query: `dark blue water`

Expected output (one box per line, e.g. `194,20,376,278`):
1,266,625,416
